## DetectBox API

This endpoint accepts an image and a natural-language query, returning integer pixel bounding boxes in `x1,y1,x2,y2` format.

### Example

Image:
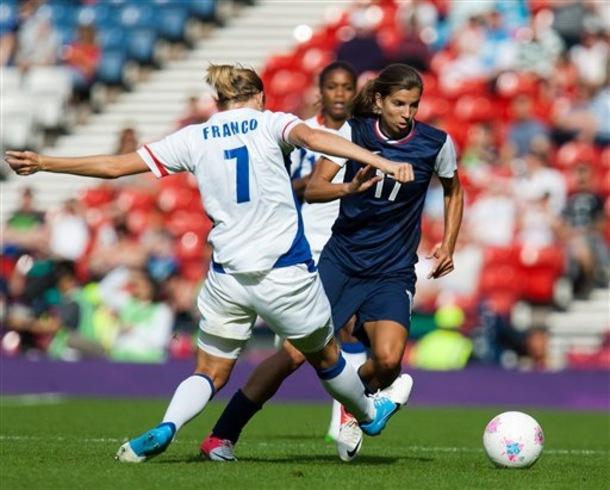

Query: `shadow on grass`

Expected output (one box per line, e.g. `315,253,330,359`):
159,454,434,466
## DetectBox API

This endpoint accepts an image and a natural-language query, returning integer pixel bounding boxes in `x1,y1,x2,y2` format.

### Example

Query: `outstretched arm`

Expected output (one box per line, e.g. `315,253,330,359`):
426,172,464,279
4,151,149,179
305,157,382,203
288,123,414,184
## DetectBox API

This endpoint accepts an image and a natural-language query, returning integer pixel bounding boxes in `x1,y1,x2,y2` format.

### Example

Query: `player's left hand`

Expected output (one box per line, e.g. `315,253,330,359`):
426,243,454,279
347,164,382,194
4,151,43,175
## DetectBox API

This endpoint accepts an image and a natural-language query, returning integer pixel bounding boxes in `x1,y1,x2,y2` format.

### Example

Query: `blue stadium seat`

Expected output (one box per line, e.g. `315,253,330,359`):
125,27,158,65
113,4,156,29
96,26,127,51
155,5,190,43
188,0,217,22
76,4,112,27
96,49,127,86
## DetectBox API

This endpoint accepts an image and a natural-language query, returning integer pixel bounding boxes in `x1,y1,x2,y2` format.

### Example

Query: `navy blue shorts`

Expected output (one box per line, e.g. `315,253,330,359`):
318,255,416,346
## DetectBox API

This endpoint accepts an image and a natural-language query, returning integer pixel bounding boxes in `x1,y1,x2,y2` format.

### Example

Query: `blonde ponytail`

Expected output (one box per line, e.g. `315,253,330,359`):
206,63,264,110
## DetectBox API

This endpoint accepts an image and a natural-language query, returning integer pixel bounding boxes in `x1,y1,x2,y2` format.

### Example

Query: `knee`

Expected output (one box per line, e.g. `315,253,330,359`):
282,346,307,372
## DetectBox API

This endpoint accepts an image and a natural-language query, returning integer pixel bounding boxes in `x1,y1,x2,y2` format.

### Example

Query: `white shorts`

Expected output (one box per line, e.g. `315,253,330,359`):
197,264,334,356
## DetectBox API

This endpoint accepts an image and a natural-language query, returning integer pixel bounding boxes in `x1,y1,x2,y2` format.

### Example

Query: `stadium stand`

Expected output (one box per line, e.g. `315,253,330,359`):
1,0,608,370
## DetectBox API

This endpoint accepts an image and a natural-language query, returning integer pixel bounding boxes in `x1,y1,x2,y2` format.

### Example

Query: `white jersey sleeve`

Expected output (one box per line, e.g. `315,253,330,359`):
434,134,458,178
318,123,352,167
137,126,197,177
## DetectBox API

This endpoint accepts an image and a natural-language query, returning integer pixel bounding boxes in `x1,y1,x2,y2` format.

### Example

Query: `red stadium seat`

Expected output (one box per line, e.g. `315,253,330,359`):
495,71,539,99
81,186,115,208
157,186,201,214
175,231,205,261
454,95,495,123
267,69,311,99
165,210,212,238
116,188,156,212
554,142,599,170
518,245,566,304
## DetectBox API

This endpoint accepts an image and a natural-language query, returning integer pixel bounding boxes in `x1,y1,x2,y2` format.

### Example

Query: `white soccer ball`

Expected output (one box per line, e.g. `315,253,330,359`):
483,411,544,468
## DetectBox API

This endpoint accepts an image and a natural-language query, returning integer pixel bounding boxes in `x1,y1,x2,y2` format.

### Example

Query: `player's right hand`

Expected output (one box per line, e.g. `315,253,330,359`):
386,161,414,183
5,151,43,175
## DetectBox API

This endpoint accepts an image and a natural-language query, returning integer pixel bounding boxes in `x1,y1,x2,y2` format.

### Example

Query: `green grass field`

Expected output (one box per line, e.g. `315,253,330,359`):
1,396,608,489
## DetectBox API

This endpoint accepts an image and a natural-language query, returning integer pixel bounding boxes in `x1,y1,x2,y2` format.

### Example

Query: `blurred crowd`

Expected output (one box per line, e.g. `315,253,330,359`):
1,0,609,370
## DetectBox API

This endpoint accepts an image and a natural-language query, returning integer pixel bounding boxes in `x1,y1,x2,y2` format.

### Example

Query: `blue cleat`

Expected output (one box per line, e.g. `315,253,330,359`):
360,374,414,437
115,422,176,463
359,395,398,436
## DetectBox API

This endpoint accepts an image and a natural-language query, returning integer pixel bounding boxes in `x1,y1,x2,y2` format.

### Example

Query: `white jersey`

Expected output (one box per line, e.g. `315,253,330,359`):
138,107,308,273
290,115,346,260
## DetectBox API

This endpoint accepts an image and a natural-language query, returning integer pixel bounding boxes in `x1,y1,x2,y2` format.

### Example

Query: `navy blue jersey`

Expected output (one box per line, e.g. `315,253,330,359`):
322,117,457,277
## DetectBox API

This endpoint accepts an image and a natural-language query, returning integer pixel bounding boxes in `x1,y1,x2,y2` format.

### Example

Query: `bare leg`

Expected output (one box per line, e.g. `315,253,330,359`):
358,320,409,391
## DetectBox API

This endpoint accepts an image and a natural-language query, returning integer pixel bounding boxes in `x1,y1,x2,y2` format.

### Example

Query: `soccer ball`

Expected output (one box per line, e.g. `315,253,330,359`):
483,411,544,468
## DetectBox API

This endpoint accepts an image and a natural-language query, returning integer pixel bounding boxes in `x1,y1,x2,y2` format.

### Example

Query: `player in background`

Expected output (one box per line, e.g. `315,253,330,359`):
294,62,367,443
5,63,415,463
200,63,464,463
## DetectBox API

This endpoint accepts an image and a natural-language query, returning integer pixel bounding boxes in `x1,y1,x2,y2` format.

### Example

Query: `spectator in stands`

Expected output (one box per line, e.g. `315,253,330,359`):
514,11,565,78
335,4,387,75
115,127,139,155
515,190,560,248
569,27,609,89
559,163,609,297
3,187,46,255
552,81,610,146
551,0,608,49
437,15,489,92
176,95,208,129
46,198,90,262
520,326,552,371
13,0,60,72
513,139,567,216
61,22,101,103
466,183,517,247
6,255,62,354
87,218,147,280
46,260,107,360
459,122,502,189
390,14,432,73
6,186,44,231
98,267,174,363
504,94,550,159
479,8,517,77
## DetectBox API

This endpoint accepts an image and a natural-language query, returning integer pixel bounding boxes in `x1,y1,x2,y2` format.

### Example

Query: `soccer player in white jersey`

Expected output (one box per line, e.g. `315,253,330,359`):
202,63,366,456
5,63,414,463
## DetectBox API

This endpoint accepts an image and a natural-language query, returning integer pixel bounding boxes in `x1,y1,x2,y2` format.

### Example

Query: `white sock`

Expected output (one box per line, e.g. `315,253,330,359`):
328,348,368,436
162,374,214,433
318,357,374,423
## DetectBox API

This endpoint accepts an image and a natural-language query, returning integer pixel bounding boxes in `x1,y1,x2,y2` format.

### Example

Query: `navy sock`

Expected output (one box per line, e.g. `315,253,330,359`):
211,389,262,443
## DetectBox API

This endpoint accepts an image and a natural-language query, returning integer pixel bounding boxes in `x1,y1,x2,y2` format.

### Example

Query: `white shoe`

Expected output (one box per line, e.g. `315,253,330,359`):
381,373,414,409
336,406,363,462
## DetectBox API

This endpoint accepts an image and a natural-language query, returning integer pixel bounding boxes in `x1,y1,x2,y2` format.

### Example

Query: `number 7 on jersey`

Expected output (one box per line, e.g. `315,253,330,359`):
224,146,250,203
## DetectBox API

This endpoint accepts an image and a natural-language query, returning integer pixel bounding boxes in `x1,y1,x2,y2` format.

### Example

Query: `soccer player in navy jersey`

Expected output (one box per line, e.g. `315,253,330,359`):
5,63,414,463
201,63,464,462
